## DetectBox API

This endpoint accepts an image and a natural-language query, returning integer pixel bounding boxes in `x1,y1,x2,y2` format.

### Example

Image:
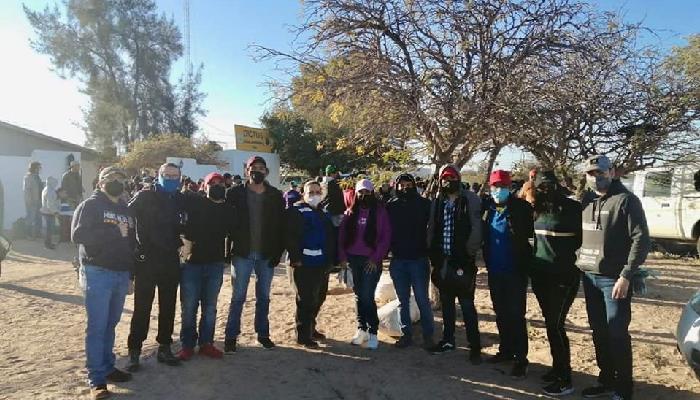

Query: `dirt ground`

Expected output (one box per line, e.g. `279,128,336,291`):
0,239,698,400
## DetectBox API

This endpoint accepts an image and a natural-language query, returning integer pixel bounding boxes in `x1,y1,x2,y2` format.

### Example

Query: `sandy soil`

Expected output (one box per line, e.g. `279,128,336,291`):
0,239,698,400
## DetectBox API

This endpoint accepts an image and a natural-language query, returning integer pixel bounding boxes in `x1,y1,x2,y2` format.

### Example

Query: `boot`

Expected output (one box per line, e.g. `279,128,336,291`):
157,344,181,366
125,349,140,372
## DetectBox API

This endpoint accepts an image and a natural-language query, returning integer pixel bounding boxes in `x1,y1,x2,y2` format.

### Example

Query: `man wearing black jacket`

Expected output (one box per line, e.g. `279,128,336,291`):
386,173,434,349
285,180,336,348
72,166,135,399
126,163,184,370
578,155,650,400
426,164,483,363
224,156,285,352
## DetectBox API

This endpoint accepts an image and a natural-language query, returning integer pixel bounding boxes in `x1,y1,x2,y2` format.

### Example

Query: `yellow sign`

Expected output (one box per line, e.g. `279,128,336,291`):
234,125,274,152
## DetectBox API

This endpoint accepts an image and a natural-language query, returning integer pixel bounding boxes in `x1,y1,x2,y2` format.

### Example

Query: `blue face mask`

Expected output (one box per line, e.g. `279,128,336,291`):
491,187,510,204
158,176,180,193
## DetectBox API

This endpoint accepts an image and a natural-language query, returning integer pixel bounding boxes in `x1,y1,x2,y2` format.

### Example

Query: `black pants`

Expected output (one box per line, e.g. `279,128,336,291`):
128,261,180,350
312,269,330,333
531,270,580,381
436,261,481,349
488,271,528,361
293,266,327,341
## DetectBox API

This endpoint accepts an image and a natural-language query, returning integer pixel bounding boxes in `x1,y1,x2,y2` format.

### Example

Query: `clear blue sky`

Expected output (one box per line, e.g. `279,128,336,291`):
1,0,698,165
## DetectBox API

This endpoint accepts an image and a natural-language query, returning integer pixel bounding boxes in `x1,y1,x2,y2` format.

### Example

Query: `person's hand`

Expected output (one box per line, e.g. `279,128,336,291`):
612,276,630,299
127,279,135,295
365,261,378,273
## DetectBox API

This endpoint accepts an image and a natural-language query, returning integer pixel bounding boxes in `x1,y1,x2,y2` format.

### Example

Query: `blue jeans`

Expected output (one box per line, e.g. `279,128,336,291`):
43,214,55,245
83,265,130,387
488,271,528,361
349,255,382,334
389,258,434,339
583,273,633,398
225,252,274,339
180,262,225,348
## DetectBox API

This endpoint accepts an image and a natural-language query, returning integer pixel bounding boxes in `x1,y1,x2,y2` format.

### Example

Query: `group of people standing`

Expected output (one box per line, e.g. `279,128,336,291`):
72,153,648,400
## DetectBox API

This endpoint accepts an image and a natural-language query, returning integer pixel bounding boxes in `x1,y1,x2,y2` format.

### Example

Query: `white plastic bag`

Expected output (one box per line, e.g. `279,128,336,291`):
374,272,397,303
78,264,87,294
377,296,420,337
337,267,353,289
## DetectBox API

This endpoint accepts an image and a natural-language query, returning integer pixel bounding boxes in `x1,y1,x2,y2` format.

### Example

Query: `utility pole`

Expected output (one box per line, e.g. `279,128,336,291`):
184,0,192,81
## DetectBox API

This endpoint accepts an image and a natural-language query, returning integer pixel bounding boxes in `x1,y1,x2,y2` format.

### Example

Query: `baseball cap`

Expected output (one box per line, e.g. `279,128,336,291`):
439,164,460,179
326,164,338,175
489,170,512,186
232,175,242,181
246,156,267,169
204,172,224,185
98,166,126,182
584,155,612,173
355,178,375,192
290,180,298,187
223,172,232,179
394,173,416,186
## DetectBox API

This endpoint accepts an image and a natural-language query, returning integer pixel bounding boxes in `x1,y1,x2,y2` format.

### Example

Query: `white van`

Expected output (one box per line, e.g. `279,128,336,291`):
624,164,700,253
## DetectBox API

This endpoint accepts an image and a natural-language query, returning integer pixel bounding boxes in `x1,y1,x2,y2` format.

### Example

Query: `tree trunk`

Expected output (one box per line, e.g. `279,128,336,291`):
481,145,503,194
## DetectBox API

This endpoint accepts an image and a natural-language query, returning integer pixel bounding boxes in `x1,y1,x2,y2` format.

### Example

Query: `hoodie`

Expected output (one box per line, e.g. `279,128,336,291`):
71,190,136,272
338,205,391,265
41,177,60,215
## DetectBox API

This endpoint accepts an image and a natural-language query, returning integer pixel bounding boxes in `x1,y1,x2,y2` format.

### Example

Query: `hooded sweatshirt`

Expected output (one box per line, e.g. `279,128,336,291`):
41,177,60,215
338,205,391,265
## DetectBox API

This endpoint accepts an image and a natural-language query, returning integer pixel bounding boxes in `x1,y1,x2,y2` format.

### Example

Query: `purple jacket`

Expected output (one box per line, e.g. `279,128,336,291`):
338,205,391,265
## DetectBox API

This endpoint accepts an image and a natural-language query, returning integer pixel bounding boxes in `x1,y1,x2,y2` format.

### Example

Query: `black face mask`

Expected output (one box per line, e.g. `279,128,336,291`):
440,180,460,194
357,194,375,208
398,187,417,199
105,181,124,197
250,171,265,184
208,185,226,201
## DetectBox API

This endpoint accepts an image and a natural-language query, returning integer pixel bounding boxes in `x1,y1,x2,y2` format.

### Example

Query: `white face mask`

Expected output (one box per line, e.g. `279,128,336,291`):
306,194,322,208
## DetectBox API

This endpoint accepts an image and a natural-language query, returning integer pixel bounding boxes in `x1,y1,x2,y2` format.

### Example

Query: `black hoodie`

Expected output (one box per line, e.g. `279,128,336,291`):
71,190,136,272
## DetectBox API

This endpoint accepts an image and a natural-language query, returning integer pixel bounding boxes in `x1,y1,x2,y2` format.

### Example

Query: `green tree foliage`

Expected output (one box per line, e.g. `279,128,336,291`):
24,0,206,152
118,134,225,173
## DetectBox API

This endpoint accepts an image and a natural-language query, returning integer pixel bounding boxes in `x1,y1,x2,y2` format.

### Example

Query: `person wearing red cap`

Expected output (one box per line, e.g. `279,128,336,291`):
483,169,534,379
426,164,483,363
176,172,235,361
224,155,285,352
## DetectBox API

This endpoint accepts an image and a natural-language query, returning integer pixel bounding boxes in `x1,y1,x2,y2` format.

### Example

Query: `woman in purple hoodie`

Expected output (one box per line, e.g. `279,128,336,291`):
338,178,392,350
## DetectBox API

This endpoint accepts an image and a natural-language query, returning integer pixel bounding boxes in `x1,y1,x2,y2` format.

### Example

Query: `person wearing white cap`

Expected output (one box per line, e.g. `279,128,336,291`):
338,179,392,350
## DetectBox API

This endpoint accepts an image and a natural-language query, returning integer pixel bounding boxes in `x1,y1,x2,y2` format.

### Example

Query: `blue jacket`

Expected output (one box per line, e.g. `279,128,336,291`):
285,203,336,268
71,190,136,272
386,193,430,260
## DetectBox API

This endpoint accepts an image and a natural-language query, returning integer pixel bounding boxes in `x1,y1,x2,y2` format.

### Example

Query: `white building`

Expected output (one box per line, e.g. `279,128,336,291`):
0,120,99,231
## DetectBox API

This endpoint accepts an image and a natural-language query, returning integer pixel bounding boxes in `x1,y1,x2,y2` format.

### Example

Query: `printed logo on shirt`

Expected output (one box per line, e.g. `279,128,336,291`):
359,217,367,226
103,211,134,228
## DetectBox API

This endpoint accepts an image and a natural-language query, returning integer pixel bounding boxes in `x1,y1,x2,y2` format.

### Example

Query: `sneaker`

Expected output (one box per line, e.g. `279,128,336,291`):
581,385,614,398
224,338,237,354
177,346,195,361
510,360,529,380
367,333,379,350
312,330,327,340
350,329,369,346
469,348,482,365
90,385,111,400
297,339,320,349
541,369,559,383
543,380,575,397
394,336,412,349
125,350,140,372
429,340,455,355
486,352,514,364
199,344,224,359
105,368,132,383
157,345,181,366
258,337,276,349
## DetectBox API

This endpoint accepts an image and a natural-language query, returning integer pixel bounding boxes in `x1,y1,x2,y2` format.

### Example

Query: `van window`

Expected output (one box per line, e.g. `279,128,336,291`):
643,171,673,197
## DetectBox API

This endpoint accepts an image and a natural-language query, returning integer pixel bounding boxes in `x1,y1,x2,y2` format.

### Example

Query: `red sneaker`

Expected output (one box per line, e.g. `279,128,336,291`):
199,344,223,359
177,347,195,361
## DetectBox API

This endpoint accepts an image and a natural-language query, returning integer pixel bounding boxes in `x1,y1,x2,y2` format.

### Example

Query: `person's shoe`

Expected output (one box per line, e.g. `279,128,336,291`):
312,330,327,340
297,339,320,349
177,346,195,361
125,349,140,372
611,393,629,400
469,348,482,365
258,337,276,349
224,338,237,354
105,368,132,383
90,385,111,400
367,333,379,350
199,344,224,359
394,336,412,349
542,380,575,397
510,360,529,380
541,369,559,383
486,352,514,364
581,385,615,398
157,345,181,366
350,329,369,346
429,340,455,355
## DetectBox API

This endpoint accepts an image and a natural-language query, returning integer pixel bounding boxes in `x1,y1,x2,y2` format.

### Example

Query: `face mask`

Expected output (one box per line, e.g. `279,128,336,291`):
158,176,180,193
586,174,612,193
357,194,374,207
250,170,265,184
305,194,322,208
208,185,226,201
440,180,460,194
491,187,510,204
398,187,417,199
105,181,124,197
